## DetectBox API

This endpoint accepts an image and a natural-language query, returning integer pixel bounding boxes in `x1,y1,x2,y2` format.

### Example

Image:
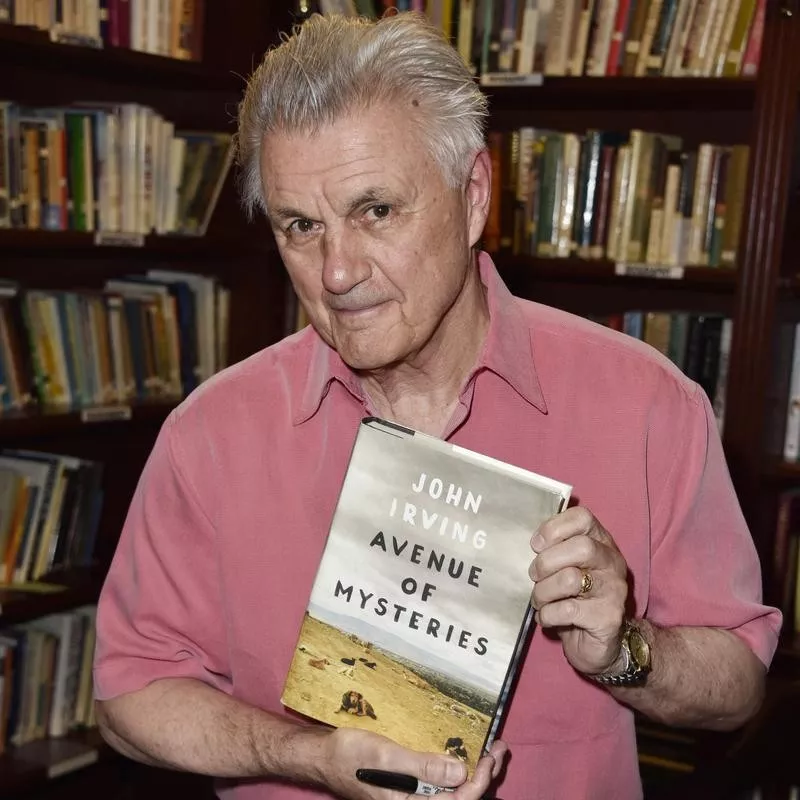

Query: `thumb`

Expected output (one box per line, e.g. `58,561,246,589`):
415,755,468,789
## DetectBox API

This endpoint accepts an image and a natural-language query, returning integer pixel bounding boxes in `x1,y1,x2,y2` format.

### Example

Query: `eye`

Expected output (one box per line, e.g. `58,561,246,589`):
288,218,316,234
367,204,391,220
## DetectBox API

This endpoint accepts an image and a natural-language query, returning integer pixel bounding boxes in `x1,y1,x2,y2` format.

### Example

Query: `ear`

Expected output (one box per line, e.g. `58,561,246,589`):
465,148,492,249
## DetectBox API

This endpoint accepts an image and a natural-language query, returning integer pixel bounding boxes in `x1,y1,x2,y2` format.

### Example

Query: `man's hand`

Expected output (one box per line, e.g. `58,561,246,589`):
529,506,630,676
318,727,508,799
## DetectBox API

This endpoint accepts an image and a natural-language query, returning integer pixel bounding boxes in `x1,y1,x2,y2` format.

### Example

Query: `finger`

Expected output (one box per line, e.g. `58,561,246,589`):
454,753,496,799
532,507,615,553
486,740,508,779
531,566,593,608
536,596,623,632
535,596,582,629
414,755,468,790
529,534,598,582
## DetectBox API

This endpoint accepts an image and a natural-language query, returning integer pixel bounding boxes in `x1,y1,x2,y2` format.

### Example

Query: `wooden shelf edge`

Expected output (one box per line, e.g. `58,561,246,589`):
0,22,240,91
0,228,275,259
493,254,739,290
0,399,178,440
483,76,757,111
0,567,104,626
0,728,111,795
762,458,800,481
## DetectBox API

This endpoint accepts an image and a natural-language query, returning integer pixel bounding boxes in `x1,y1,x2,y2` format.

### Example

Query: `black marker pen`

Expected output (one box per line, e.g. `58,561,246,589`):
356,768,455,795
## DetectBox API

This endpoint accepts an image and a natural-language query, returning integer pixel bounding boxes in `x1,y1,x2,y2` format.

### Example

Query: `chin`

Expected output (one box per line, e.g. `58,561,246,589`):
338,350,397,371
332,330,408,372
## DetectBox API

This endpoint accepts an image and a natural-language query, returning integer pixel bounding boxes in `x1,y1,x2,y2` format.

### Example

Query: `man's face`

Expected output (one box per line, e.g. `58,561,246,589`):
260,102,488,370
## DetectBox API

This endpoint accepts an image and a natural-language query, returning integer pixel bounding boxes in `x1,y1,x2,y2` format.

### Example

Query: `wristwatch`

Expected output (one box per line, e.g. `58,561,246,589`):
591,620,651,687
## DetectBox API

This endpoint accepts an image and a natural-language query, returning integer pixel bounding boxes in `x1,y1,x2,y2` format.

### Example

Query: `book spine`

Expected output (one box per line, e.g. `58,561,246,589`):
645,0,679,75
739,0,764,76
721,0,756,76
585,0,619,74
633,0,663,75
605,0,635,74
589,143,616,258
784,323,800,462
711,0,741,75
621,0,652,75
605,142,632,261
575,131,602,257
687,143,714,265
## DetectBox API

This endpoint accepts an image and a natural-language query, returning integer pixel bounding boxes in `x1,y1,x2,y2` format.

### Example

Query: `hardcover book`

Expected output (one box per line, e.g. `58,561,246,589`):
281,417,572,773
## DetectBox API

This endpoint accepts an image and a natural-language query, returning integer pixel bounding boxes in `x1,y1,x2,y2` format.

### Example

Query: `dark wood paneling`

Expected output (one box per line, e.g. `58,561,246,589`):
723,4,800,531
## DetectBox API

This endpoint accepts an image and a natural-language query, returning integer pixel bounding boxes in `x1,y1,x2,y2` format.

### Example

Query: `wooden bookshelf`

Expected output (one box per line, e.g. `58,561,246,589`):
494,255,739,289
0,567,104,627
0,400,176,441
0,229,274,260
0,22,238,91
0,5,284,796
0,729,110,797
483,77,758,113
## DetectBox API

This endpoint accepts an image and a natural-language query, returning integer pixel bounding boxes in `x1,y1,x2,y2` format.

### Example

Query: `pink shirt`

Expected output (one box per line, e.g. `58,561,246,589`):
95,253,781,800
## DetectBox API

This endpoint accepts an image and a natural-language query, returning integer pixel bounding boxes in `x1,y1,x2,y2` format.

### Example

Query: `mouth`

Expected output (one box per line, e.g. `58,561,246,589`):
331,300,390,316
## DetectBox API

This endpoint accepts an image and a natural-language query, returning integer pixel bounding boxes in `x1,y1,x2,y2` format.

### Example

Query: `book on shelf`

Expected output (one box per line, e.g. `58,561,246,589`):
0,449,104,586
281,417,572,773
0,101,233,237
764,322,800,465
1,0,205,61
308,0,764,79
483,126,749,270
0,605,98,754
588,310,732,432
0,274,230,415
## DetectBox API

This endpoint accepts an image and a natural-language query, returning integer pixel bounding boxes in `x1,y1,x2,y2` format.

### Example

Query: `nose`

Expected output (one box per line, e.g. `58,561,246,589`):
321,228,371,295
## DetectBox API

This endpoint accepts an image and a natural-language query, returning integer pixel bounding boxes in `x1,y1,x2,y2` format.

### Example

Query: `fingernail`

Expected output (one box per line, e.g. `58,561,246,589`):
531,534,545,552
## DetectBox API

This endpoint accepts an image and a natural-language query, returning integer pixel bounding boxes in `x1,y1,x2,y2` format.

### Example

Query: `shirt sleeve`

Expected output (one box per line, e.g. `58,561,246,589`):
645,377,782,667
93,412,231,700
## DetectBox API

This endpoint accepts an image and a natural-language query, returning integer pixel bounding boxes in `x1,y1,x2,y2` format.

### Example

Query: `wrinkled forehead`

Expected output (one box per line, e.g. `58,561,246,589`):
258,103,438,207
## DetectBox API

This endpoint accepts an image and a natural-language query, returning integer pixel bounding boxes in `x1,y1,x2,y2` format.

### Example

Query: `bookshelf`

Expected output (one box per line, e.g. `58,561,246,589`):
481,5,800,641
0,2,283,798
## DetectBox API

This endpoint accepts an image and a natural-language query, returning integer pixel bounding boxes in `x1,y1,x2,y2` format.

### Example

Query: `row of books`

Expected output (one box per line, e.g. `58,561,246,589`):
484,128,749,268
0,101,234,236
317,0,764,81
0,606,97,753
589,310,732,431
1,0,204,61
0,272,230,413
470,0,765,81
0,449,103,586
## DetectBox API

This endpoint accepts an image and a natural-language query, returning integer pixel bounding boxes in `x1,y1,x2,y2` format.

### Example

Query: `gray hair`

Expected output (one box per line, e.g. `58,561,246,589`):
236,12,489,217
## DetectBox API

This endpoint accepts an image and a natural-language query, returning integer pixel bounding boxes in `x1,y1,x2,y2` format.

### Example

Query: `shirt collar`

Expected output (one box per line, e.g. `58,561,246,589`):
293,251,546,425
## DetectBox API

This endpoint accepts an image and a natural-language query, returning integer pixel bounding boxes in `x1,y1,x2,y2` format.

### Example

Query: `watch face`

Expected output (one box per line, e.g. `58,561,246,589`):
629,629,651,668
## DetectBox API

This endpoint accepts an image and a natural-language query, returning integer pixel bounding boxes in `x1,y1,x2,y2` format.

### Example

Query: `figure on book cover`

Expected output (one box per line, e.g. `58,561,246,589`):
94,10,781,800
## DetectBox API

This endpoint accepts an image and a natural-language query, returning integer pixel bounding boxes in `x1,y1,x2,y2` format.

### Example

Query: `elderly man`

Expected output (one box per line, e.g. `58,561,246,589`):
93,12,781,800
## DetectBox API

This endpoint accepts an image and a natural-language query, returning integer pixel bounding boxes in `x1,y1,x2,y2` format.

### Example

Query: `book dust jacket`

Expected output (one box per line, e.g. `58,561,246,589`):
282,418,571,772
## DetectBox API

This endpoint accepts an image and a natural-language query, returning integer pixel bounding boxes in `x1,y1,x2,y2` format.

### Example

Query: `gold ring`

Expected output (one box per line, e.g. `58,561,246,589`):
579,570,593,595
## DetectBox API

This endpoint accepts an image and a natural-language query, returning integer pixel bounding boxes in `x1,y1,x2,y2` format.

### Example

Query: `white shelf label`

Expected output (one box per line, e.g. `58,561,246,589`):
94,231,145,248
80,405,133,423
614,262,685,280
479,72,544,87
47,748,99,779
